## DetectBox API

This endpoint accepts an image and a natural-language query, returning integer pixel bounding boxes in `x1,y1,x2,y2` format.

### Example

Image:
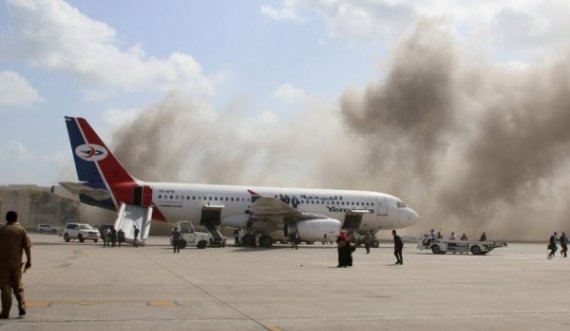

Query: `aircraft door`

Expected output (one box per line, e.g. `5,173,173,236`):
342,212,363,230
377,196,387,216
200,205,223,229
133,186,152,207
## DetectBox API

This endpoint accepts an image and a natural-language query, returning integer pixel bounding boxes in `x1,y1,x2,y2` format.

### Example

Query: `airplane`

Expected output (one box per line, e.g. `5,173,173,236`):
57,116,419,247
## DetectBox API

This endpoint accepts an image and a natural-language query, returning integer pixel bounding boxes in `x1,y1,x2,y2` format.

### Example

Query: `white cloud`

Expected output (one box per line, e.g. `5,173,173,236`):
3,0,215,97
0,140,33,161
0,71,43,107
272,83,307,103
261,0,303,22
265,0,570,60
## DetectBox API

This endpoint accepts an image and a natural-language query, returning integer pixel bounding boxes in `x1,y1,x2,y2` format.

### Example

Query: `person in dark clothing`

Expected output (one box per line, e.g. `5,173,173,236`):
337,231,353,267
110,227,117,248
0,211,31,319
559,232,568,258
117,229,125,247
133,225,140,247
233,228,240,247
480,232,487,241
548,232,558,259
364,231,373,254
171,227,182,254
393,230,404,265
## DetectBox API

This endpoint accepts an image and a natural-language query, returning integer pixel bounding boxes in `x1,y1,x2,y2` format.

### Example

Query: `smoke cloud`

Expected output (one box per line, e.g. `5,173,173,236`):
109,20,570,241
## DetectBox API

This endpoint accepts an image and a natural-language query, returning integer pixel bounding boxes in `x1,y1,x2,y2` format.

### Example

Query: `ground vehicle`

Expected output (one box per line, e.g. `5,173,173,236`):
63,223,100,243
417,238,507,255
37,224,58,234
170,222,210,249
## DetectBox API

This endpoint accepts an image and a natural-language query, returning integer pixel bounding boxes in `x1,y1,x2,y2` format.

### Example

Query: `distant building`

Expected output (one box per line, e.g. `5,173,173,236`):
0,185,80,228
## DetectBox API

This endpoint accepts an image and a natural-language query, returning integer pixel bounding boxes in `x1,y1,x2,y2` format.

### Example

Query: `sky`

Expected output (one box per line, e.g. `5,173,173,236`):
1,0,570,238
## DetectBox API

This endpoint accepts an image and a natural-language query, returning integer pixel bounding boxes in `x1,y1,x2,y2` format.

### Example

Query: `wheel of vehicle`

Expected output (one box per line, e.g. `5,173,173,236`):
305,241,314,245
470,245,482,255
78,234,84,243
180,240,188,249
372,240,380,248
94,239,98,243
197,240,207,249
431,244,442,254
64,233,70,242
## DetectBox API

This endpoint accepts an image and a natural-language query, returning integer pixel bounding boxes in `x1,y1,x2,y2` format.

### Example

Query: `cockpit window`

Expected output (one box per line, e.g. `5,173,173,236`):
396,201,406,208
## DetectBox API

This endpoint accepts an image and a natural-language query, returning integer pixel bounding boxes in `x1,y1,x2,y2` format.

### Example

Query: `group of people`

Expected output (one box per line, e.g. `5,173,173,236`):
100,226,126,248
336,229,404,267
547,232,568,259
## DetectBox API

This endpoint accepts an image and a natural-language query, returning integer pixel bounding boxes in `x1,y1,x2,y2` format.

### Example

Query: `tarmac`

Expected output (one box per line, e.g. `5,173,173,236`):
1,234,570,331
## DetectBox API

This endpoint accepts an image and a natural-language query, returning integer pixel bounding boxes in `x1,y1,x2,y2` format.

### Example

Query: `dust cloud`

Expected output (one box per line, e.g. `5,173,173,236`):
108,20,570,241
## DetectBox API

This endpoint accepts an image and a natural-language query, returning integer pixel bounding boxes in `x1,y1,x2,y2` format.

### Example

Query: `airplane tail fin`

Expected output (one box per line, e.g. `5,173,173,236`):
64,116,137,188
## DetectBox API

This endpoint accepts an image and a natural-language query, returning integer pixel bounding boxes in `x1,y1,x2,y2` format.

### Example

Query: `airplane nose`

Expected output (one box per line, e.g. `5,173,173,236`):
406,208,419,226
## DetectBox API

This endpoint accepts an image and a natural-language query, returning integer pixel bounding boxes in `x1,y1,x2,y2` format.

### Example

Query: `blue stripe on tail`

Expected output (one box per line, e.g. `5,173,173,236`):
65,116,105,188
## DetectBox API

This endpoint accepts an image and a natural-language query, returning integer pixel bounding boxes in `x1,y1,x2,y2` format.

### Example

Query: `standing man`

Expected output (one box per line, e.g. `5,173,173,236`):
392,229,404,265
133,225,140,247
0,211,32,319
171,227,182,254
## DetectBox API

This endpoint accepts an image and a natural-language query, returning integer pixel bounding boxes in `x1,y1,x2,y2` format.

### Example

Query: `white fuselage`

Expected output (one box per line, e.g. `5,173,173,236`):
147,182,418,238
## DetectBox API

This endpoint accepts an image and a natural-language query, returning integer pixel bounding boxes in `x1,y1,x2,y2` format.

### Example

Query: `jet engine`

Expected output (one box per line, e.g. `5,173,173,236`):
288,218,341,242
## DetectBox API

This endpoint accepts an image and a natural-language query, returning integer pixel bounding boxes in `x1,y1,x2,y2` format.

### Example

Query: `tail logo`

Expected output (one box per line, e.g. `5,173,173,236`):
75,144,108,162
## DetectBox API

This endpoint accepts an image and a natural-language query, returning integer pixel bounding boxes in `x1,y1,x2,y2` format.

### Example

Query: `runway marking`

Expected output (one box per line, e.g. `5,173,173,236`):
27,300,177,307
27,300,51,307
147,300,178,307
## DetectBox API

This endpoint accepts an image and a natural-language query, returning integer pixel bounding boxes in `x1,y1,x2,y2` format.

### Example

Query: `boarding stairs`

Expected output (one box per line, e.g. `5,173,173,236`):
114,203,153,246
206,224,226,247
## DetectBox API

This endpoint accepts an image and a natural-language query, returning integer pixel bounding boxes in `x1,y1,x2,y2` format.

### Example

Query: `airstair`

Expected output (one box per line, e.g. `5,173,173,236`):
206,225,226,247
114,203,153,245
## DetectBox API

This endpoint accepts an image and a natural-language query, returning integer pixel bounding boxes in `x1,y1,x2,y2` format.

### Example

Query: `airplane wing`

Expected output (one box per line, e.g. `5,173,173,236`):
249,196,327,222
59,182,111,201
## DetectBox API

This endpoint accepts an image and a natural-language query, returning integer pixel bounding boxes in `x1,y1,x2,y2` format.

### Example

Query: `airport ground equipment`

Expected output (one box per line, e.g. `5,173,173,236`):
171,221,210,249
417,238,507,255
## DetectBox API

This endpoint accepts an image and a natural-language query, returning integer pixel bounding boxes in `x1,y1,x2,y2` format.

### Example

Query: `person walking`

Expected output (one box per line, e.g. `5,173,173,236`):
364,231,373,254
560,232,568,258
548,232,558,259
393,229,404,265
0,211,32,319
